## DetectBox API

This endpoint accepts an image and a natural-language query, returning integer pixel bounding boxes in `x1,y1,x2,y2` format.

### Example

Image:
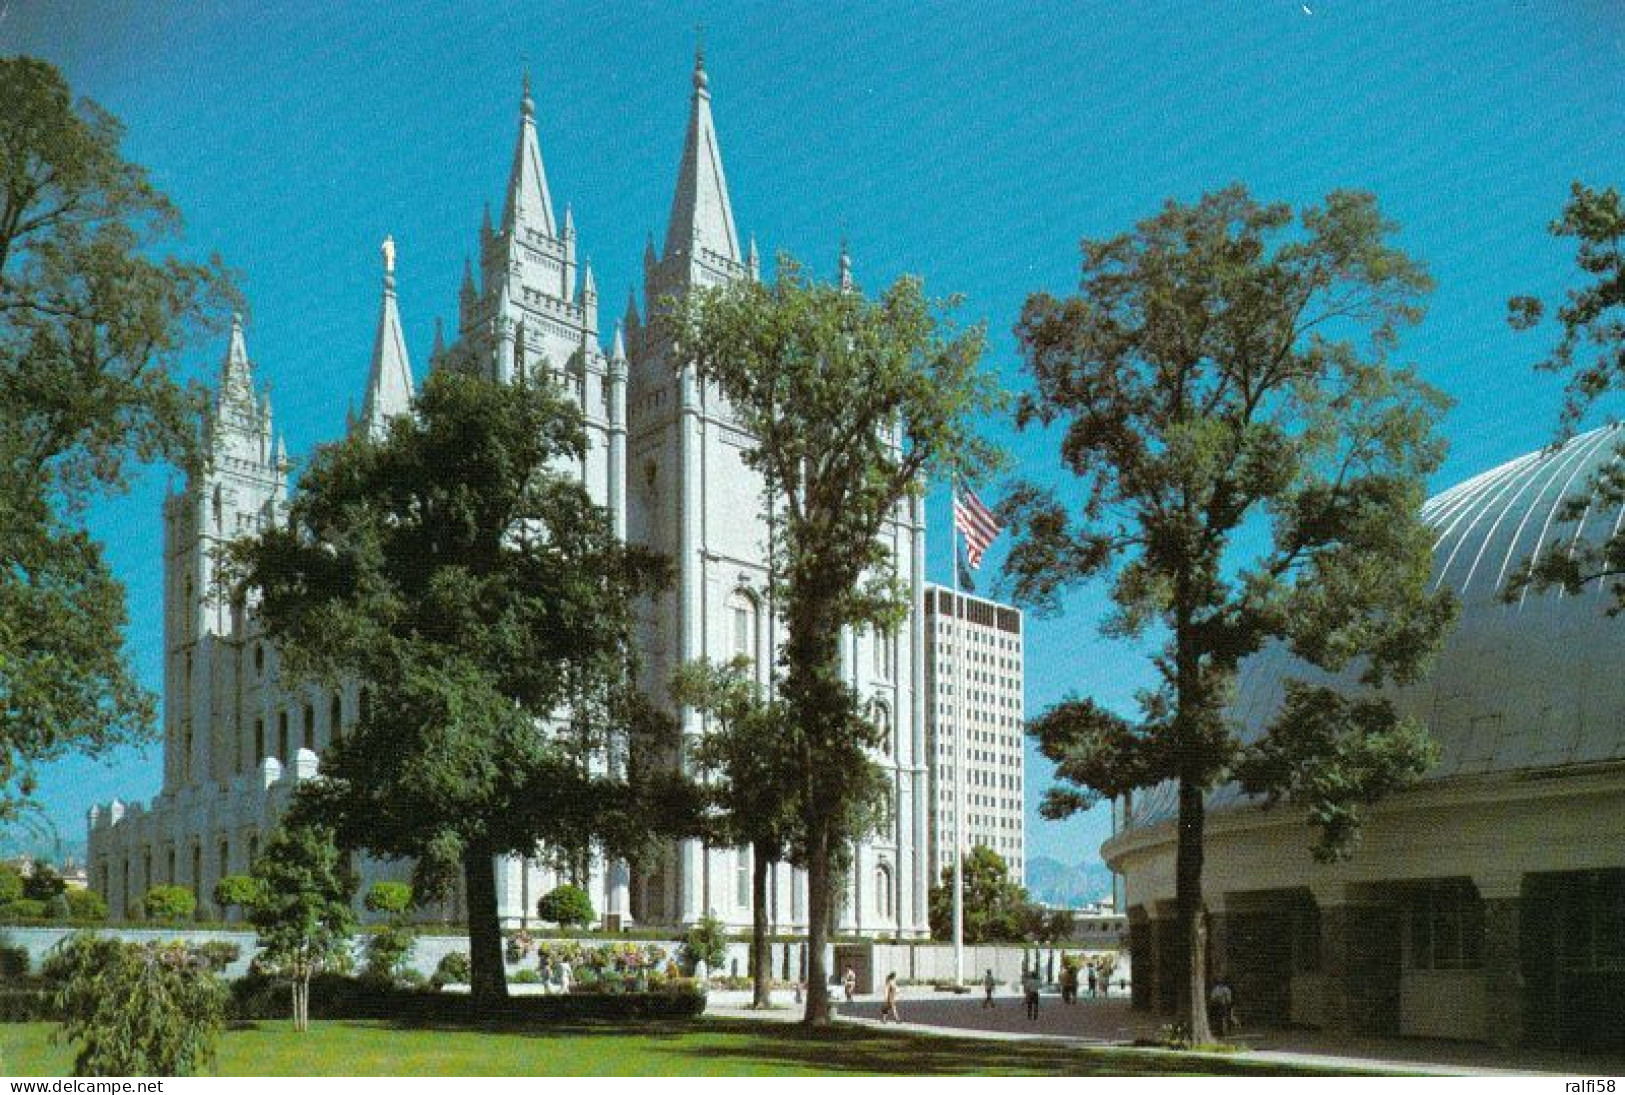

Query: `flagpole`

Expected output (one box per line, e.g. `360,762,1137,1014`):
951,483,965,988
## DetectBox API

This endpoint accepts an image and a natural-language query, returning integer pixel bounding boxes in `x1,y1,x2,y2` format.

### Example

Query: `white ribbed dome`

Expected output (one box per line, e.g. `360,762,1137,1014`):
1130,425,1625,827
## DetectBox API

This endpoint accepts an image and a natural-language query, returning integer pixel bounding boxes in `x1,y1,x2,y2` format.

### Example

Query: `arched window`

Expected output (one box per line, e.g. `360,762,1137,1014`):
277,710,289,762
727,590,759,675
736,847,751,909
874,627,893,681
875,863,893,919
253,718,264,765
302,703,315,752
874,703,892,757
329,693,343,744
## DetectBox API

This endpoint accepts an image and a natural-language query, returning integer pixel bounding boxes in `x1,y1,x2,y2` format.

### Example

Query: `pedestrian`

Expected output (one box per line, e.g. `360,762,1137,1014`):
1022,969,1041,1020
1208,973,1236,1038
1087,962,1098,999
1061,960,1077,1005
558,957,573,996
842,966,857,1004
880,971,901,1023
538,953,553,995
982,967,997,1008
794,979,804,1004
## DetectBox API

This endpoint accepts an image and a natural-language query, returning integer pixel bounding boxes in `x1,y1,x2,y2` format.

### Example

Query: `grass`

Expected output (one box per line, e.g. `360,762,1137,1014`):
0,1018,1368,1077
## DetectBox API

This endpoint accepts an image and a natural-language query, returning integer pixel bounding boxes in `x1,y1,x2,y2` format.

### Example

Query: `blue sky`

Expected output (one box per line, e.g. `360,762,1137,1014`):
4,2,1623,875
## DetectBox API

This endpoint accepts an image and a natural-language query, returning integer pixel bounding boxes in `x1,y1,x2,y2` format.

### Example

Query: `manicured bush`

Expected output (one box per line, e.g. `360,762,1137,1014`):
44,933,226,1077
227,973,705,1023
536,884,595,929
212,875,263,914
142,885,197,923
64,889,108,922
430,951,471,988
510,968,542,984
363,881,413,917
679,913,728,976
361,882,416,985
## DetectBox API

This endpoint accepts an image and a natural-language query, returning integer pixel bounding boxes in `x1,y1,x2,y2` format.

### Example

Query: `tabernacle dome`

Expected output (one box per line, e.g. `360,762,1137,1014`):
1102,425,1625,1052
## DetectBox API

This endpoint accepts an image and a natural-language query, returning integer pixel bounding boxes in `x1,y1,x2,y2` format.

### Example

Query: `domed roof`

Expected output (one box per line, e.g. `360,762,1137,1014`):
1128,424,1625,827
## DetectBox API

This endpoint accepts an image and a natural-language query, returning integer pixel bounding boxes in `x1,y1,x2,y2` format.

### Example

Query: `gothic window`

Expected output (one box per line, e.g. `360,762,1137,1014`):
330,694,343,744
166,846,177,886
218,840,229,883
255,643,264,675
736,847,751,909
874,627,894,681
875,864,893,919
874,703,892,757
278,710,289,763
302,703,315,752
727,590,759,676
247,834,259,867
253,718,264,766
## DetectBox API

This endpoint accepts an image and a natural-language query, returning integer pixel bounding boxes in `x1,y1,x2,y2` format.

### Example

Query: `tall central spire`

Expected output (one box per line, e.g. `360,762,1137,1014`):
663,46,740,265
502,72,557,239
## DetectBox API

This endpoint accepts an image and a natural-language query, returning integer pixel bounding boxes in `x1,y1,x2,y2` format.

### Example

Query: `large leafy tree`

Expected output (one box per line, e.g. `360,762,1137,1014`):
247,817,356,1032
233,369,673,1004
0,57,236,823
1006,187,1456,1041
928,845,1032,945
671,257,1000,1023
1506,182,1625,607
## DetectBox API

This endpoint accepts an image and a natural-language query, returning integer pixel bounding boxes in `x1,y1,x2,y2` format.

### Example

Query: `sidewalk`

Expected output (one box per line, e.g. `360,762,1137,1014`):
705,988,1624,1077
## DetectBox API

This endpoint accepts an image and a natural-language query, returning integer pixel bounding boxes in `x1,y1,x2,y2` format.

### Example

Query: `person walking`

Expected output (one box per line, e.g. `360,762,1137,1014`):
880,972,901,1023
842,966,858,1004
1086,962,1098,999
1022,969,1041,1020
1209,974,1237,1038
982,968,997,1008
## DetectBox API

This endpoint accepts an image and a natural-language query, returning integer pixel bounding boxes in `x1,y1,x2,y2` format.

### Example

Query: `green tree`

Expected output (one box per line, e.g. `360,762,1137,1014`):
21,860,64,901
0,862,23,905
247,818,355,1032
0,57,236,824
928,845,1031,944
1506,182,1625,607
232,369,674,1004
361,881,415,985
671,257,1000,1023
1005,187,1456,1042
141,884,195,924
535,884,594,929
63,888,106,922
45,933,226,1077
672,657,803,1009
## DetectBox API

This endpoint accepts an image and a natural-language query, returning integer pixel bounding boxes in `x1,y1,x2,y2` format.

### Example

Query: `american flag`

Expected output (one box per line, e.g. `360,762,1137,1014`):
953,487,1002,570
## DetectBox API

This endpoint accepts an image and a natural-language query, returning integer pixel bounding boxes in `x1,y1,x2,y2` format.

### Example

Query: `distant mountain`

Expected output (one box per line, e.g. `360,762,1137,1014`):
1025,856,1114,908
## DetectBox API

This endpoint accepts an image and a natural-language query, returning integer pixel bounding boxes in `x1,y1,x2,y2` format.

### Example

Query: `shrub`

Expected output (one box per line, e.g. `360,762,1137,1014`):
64,889,107,922
0,941,29,981
363,881,413,917
142,885,197,923
680,913,728,976
536,884,595,929
0,898,47,921
212,875,263,914
510,968,542,984
431,951,471,988
45,933,226,1077
45,893,70,920
0,864,23,905
194,941,241,973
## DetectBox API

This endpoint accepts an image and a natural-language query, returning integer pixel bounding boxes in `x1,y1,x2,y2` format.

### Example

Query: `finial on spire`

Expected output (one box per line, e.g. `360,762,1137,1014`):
611,321,626,362
582,258,597,299
693,29,708,92
838,238,853,290
381,234,396,279
521,70,534,118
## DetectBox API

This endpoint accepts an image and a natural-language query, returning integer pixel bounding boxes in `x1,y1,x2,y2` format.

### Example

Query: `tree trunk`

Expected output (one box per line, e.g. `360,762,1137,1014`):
803,819,833,1024
1175,774,1212,1044
751,840,773,1009
463,841,508,1004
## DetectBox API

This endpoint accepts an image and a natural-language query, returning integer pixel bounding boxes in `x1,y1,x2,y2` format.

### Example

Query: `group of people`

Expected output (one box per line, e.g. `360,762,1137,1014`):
842,966,903,1023
535,954,574,995
980,957,1111,1019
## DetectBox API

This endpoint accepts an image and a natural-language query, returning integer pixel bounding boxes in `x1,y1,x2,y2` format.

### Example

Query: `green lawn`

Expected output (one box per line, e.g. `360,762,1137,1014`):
0,1018,1365,1077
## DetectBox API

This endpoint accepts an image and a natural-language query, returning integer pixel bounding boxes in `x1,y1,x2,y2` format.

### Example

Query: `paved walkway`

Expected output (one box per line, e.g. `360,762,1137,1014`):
705,988,1625,1077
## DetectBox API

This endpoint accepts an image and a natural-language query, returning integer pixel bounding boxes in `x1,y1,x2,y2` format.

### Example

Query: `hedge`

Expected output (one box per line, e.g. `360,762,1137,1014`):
227,973,706,1023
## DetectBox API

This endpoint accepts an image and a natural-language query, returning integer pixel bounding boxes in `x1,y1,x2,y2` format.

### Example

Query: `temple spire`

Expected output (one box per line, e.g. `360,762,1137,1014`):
838,239,853,291
663,46,740,264
502,72,557,239
359,236,415,440
219,312,254,407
